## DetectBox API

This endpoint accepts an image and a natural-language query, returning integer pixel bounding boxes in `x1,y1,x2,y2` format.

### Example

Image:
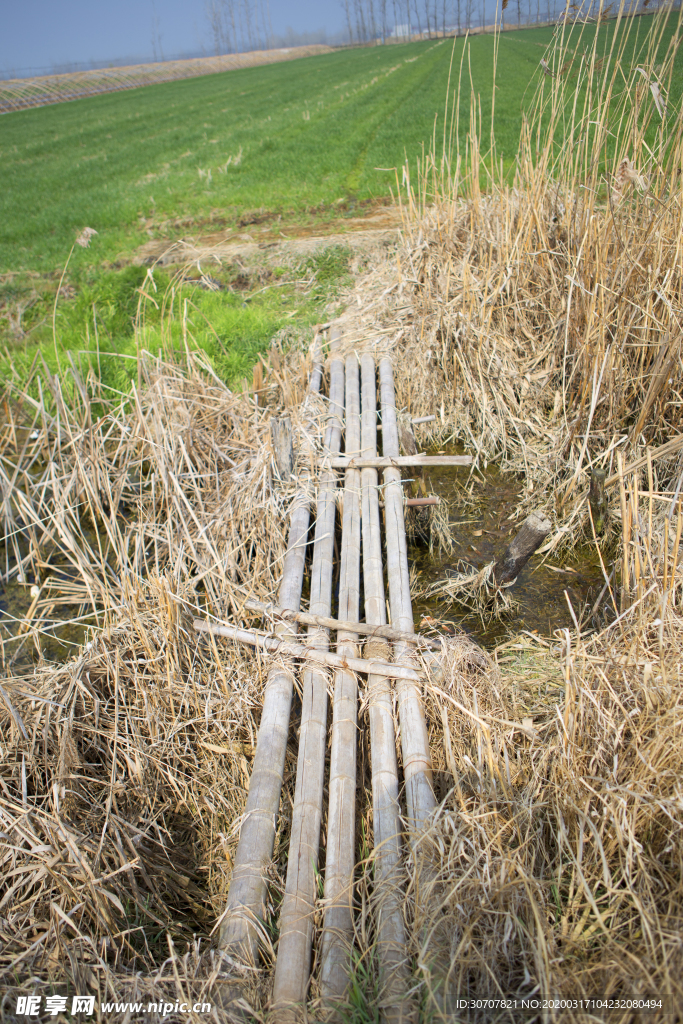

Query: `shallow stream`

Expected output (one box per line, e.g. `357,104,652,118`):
1,432,611,666
407,451,609,648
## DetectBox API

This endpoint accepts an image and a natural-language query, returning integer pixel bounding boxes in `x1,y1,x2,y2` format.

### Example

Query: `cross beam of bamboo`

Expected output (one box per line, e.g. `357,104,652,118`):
379,357,436,835
324,455,472,469
224,588,444,650
271,336,345,1010
360,353,408,1017
193,621,424,682
320,351,362,1001
217,495,311,959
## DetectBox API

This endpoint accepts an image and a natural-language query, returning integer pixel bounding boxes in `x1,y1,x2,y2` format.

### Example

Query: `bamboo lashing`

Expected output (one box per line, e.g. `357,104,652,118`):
359,353,409,1016
217,496,310,959
320,351,362,1001
379,357,436,835
271,335,345,1009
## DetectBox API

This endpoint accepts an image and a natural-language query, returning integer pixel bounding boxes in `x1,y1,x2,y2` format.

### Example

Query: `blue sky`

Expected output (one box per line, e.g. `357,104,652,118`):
0,0,348,76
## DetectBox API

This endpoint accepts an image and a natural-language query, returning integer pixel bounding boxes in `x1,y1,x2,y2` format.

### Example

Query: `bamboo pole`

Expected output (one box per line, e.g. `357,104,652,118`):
193,620,425,681
224,589,444,650
217,327,328,961
217,496,311,960
324,455,472,469
359,353,409,1019
308,331,325,393
320,352,361,1002
378,357,436,835
271,340,345,1010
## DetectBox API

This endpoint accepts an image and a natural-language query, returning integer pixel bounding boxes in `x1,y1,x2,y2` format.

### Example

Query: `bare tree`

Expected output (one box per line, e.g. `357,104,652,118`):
378,0,388,40
412,0,423,34
151,0,164,60
342,0,355,41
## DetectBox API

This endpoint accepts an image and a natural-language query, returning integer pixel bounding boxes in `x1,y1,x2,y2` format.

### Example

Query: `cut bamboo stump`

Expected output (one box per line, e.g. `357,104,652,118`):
271,336,345,1011
379,357,436,836
217,496,311,960
320,351,362,1003
360,353,408,1020
492,512,552,586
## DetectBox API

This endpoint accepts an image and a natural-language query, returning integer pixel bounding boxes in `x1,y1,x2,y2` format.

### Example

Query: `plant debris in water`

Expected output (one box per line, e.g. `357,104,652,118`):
408,454,609,646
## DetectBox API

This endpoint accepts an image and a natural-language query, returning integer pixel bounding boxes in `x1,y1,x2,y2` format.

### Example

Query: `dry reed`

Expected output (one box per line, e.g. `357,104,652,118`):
2,7,683,1020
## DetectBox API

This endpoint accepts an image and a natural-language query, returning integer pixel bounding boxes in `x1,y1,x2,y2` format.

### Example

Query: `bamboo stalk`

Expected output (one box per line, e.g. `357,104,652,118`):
320,352,362,1002
308,331,325,393
271,339,345,1010
359,353,408,1019
217,327,328,961
378,357,436,835
226,589,444,650
217,496,311,959
324,454,472,469
604,433,683,488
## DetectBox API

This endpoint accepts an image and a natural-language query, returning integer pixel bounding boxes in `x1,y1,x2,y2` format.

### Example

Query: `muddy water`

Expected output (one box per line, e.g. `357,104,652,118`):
0,555,94,672
0,421,94,671
1,424,608,666
408,451,609,648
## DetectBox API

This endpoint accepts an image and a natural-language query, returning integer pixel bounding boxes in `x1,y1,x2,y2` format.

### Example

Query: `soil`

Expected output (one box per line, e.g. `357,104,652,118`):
133,205,403,267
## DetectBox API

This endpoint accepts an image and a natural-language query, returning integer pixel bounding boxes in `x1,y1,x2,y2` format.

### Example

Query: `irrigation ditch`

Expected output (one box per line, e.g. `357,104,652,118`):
2,10,683,1022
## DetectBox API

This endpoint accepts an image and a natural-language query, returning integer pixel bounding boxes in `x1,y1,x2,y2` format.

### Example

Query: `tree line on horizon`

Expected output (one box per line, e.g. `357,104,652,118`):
205,0,663,53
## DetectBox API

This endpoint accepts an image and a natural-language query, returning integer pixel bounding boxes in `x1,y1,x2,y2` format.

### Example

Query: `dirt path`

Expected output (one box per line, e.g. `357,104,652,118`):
133,206,403,267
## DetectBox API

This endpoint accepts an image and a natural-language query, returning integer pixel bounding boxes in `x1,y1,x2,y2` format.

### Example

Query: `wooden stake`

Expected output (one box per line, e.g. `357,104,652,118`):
588,468,608,535
321,352,361,1002
272,335,344,1010
217,496,311,959
378,357,436,836
308,331,324,393
359,353,408,1019
492,512,552,586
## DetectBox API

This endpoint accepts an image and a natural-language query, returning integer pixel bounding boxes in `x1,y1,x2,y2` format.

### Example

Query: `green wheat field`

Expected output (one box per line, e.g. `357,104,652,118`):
1,19,678,387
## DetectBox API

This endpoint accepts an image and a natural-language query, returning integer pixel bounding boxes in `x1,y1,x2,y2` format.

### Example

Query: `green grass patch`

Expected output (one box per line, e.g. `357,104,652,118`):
0,32,550,274
1,16,679,390
2,248,351,394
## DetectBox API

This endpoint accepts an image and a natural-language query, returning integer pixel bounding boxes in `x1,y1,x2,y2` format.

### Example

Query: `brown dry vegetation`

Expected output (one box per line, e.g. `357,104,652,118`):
1,7,683,1023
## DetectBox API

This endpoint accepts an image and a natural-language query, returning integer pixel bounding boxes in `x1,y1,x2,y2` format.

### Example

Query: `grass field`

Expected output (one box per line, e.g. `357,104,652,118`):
1,16,679,385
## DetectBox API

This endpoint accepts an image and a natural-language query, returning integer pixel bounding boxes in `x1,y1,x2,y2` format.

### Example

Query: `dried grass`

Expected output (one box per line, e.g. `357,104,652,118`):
0,336,330,1014
1,8,683,1021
